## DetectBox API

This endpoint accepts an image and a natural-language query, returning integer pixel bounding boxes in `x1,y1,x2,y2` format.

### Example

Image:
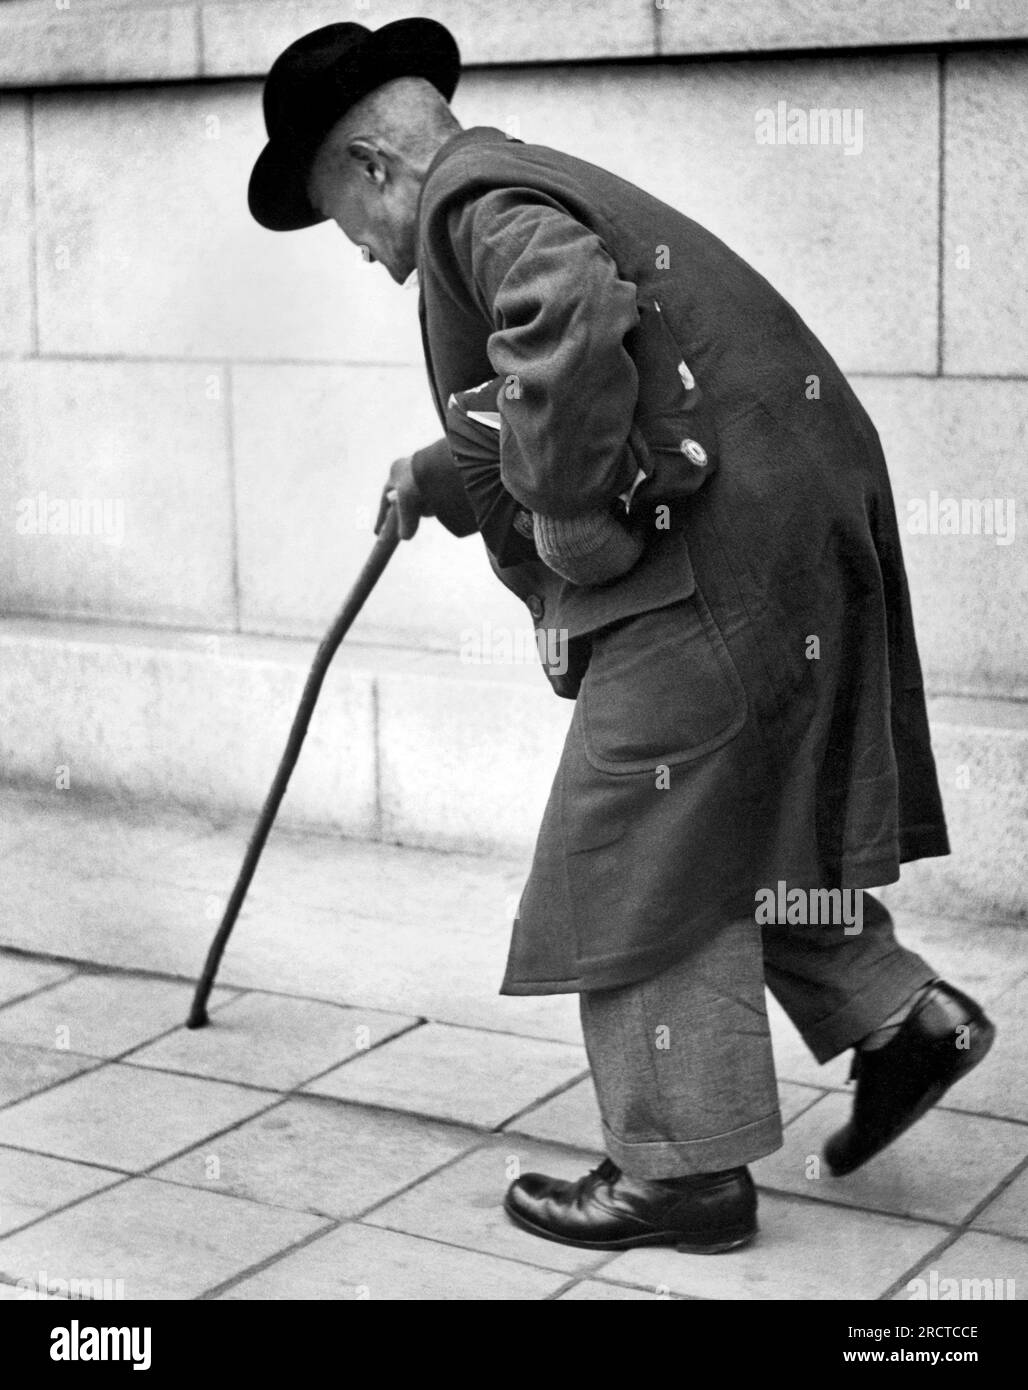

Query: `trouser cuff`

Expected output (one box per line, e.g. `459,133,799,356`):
602,1109,784,1180
801,955,937,1063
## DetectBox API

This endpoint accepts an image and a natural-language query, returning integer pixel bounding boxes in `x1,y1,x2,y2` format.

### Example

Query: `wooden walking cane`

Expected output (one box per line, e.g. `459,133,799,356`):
186,501,402,1028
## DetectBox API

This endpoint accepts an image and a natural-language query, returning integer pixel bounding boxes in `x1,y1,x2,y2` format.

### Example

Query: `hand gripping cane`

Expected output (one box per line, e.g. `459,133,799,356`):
186,501,401,1028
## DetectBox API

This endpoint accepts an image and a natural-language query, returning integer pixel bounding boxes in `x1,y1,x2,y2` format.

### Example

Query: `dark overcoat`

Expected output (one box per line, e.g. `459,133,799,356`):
408,126,949,995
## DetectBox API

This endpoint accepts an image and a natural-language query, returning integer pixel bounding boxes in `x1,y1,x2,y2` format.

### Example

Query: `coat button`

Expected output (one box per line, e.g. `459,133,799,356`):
527,594,544,620
680,437,707,466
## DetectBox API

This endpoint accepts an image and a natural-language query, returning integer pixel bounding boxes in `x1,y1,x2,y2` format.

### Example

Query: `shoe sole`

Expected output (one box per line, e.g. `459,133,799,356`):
502,1196,757,1254
825,1020,996,1178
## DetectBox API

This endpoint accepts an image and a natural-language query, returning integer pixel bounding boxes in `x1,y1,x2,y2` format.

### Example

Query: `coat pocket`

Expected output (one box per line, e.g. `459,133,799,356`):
579,589,747,774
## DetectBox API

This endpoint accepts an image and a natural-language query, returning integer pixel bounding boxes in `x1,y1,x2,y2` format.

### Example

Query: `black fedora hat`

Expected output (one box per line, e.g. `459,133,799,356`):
248,18,460,232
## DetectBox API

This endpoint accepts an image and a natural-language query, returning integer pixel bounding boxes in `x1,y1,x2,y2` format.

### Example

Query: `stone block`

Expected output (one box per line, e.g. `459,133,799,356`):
0,361,235,628
0,96,32,353
0,1062,274,1170
657,0,1028,56
0,1147,121,1238
458,57,939,373
152,1095,479,1218
220,1219,566,1299
944,50,1028,375
855,377,1028,699
0,2,199,86
605,1190,942,1299
376,654,572,852
753,1091,1027,1224
203,0,655,73
0,1176,325,1300
231,362,527,645
32,84,423,363
127,993,418,1090
0,622,378,833
364,1137,611,1274
305,1021,587,1129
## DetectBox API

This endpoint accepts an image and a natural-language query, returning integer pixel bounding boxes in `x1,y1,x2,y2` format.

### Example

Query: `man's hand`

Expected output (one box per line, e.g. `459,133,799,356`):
375,455,427,540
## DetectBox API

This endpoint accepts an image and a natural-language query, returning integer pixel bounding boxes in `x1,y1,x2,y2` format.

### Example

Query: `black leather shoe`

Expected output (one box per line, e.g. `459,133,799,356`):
503,1157,757,1253
824,980,996,1177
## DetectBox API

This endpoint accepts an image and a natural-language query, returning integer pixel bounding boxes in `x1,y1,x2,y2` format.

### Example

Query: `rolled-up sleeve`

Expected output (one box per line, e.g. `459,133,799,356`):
452,188,642,520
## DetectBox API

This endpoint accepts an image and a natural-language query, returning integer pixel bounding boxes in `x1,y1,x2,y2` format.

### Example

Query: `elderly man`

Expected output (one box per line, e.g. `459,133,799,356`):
248,19,995,1253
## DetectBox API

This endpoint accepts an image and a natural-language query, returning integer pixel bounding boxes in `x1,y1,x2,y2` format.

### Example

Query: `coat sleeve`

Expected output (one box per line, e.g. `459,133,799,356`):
410,434,480,537
448,187,643,520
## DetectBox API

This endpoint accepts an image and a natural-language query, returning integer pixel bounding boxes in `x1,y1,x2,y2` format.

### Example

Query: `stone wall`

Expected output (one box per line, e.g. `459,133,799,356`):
1,2,1025,907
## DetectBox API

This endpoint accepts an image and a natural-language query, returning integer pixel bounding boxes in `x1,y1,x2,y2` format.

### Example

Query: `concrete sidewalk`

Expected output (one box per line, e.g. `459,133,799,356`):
0,786,1025,1300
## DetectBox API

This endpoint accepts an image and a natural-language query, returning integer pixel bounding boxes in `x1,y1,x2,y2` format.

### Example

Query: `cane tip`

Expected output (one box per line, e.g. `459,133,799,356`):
185,1005,209,1030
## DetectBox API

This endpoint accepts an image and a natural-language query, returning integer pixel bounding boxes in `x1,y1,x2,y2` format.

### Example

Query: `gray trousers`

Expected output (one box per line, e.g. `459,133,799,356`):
578,893,935,1178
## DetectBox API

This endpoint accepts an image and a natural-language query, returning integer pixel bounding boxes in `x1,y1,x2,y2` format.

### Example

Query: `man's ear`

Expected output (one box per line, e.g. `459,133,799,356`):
346,137,388,187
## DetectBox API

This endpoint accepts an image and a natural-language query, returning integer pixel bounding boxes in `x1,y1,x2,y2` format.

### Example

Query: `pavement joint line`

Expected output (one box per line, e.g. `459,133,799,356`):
0,1172,137,1250
115,1015,427,1095
5,948,587,1050
949,1149,1028,1235
498,1068,594,1132
0,989,250,1103
0,1055,108,1116
750,1173,1028,1239
348,1214,608,1282
877,1224,974,1302
545,1276,587,1300
586,1269,709,1298
195,1216,348,1301
8,941,1023,1068
2,956,1024,1139
133,1093,295,1180
779,1088,832,1126
933,1100,1028,1128
0,971,81,1015
191,1134,501,1300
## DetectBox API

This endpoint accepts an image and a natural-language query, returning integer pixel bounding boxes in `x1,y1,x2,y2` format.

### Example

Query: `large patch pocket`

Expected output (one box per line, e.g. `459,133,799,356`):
579,590,747,775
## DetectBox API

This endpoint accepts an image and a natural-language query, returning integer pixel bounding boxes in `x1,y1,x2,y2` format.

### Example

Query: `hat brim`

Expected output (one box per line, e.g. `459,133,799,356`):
248,18,460,232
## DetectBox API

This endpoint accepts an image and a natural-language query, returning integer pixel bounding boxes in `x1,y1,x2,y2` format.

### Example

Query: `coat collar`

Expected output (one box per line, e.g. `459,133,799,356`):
416,125,512,231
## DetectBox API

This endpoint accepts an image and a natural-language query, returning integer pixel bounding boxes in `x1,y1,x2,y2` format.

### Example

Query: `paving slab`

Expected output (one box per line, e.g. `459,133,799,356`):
304,1022,587,1130
767,993,852,1090
151,1096,481,1220
971,1166,1028,1241
0,1177,326,1300
934,978,1028,1123
0,1044,99,1109
892,1230,1028,1302
558,1279,679,1300
505,1076,605,1152
603,1192,944,1300
0,972,235,1059
753,1092,1028,1225
779,1082,830,1126
0,805,582,1046
896,914,1028,1008
219,1221,567,1301
125,992,418,1091
0,954,75,1007
0,1281,67,1300
364,1137,615,1276
0,1063,274,1171
0,1146,122,1235
0,789,216,884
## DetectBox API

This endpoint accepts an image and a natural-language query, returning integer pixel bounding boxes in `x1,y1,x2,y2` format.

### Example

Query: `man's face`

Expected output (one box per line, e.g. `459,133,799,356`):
307,143,418,284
